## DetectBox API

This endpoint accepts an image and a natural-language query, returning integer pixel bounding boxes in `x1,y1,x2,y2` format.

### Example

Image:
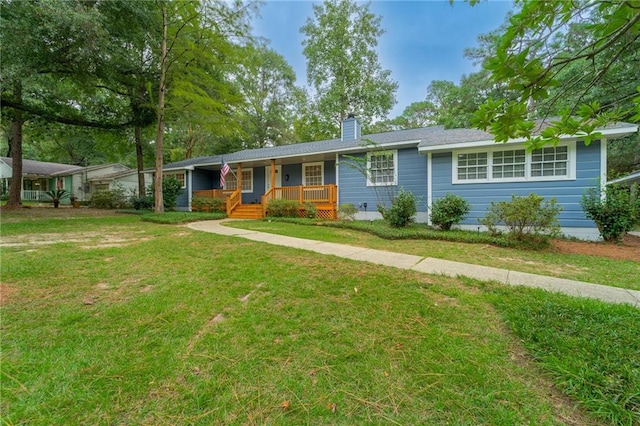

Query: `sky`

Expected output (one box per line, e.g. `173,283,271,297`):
252,0,514,118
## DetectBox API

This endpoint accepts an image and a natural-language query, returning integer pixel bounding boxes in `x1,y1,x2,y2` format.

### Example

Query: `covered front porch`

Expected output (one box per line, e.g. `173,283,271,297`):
191,159,338,219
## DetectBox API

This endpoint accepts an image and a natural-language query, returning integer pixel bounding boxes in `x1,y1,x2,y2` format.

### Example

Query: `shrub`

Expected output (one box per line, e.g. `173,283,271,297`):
430,194,471,231
267,199,299,217
301,202,317,218
338,203,359,220
192,196,226,213
386,189,417,228
581,184,639,242
480,194,562,240
90,187,129,209
162,176,183,210
131,196,154,210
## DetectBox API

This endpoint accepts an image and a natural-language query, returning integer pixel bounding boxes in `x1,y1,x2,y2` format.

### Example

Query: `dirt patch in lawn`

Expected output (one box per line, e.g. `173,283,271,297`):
551,234,640,262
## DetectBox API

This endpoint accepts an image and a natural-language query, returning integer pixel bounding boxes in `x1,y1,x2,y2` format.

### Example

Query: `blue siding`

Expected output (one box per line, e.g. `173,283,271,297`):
283,164,302,186
192,169,215,190
175,170,190,209
243,167,265,204
338,148,427,211
324,160,336,184
432,141,600,228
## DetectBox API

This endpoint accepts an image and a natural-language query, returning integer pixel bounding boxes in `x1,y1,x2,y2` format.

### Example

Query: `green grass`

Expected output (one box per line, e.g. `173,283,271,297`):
141,211,226,224
227,220,640,291
1,211,638,425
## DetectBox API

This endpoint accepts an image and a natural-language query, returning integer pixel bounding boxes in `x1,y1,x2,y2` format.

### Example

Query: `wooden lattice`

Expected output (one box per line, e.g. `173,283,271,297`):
298,208,336,220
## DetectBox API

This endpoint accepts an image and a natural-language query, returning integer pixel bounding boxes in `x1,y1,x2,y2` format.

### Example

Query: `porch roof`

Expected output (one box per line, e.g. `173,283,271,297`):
1,157,83,177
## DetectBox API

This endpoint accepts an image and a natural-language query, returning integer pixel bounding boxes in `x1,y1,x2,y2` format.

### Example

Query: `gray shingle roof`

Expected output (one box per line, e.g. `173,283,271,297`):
161,119,637,170
1,157,83,176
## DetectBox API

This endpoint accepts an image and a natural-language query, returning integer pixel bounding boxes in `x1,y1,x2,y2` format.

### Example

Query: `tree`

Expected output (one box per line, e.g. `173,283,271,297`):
300,0,398,137
0,0,135,206
232,44,302,148
472,1,640,149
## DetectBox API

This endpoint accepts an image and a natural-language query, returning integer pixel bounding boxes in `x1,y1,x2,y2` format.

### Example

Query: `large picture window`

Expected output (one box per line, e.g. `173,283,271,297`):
225,169,253,193
453,143,574,184
367,150,397,186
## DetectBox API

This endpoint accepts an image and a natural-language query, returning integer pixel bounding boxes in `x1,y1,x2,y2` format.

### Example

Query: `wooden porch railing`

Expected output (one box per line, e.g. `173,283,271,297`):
21,190,46,201
226,188,241,216
192,189,235,199
261,184,338,216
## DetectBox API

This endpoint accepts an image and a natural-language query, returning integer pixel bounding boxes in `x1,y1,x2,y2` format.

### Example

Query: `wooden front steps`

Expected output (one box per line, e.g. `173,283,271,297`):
228,204,263,219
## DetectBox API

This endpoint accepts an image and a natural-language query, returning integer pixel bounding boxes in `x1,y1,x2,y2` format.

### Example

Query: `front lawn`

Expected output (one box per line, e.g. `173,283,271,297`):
1,211,637,425
227,220,640,291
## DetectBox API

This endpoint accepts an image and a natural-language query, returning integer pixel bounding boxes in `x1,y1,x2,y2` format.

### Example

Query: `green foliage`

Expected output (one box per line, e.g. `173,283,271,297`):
430,194,471,231
44,189,70,206
385,189,417,228
581,184,640,242
89,187,129,210
472,1,640,149
480,194,561,241
192,196,226,213
338,203,359,220
161,176,183,210
266,199,300,218
490,287,640,426
131,196,154,211
301,202,317,219
300,0,398,136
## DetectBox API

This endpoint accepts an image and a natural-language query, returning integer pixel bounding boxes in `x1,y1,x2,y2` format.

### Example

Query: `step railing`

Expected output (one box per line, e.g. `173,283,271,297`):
226,188,241,216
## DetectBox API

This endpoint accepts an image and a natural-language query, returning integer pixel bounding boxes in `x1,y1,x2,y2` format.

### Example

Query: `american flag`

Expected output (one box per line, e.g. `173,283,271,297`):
220,161,230,188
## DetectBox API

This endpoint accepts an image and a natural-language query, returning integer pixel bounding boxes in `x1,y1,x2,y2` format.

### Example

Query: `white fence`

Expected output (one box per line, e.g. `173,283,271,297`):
21,190,47,201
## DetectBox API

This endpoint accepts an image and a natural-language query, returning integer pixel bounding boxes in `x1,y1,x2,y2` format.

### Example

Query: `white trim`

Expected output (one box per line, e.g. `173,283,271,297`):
163,171,187,188
600,138,607,197
264,165,282,192
302,161,324,186
418,125,638,153
366,149,398,187
452,142,576,184
225,168,253,193
427,152,432,226
335,153,340,204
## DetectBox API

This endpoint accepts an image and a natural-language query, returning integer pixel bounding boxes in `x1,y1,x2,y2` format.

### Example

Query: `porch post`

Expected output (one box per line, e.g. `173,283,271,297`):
270,159,276,191
237,162,242,205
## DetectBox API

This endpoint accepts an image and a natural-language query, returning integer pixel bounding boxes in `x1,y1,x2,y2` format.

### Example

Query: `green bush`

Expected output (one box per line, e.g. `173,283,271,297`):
302,202,317,218
430,194,471,231
480,194,561,240
192,196,226,212
338,203,359,220
131,196,154,210
162,176,183,210
386,189,416,228
90,187,130,209
581,184,639,242
267,199,299,217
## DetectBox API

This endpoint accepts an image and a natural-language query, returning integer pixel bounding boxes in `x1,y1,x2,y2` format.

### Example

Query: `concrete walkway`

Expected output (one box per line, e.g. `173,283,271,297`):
188,220,640,308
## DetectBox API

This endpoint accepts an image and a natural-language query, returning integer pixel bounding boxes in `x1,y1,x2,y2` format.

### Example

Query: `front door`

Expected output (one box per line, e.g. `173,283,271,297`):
265,165,282,192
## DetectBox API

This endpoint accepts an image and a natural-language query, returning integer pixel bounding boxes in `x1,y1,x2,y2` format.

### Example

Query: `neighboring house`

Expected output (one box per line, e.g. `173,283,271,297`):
160,117,638,240
0,158,149,202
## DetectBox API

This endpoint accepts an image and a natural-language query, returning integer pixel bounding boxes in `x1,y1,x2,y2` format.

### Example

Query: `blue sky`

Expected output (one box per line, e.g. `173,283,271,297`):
252,0,513,118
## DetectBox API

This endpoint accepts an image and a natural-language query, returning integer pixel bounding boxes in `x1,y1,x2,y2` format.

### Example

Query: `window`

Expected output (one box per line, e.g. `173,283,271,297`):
457,152,487,180
303,162,324,186
531,146,568,177
367,150,397,186
225,169,253,193
453,143,574,184
492,149,526,179
164,172,186,188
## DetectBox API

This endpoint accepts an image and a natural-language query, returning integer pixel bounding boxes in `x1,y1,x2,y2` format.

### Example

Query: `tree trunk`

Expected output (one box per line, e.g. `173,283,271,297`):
135,125,146,197
7,80,24,207
154,5,168,213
